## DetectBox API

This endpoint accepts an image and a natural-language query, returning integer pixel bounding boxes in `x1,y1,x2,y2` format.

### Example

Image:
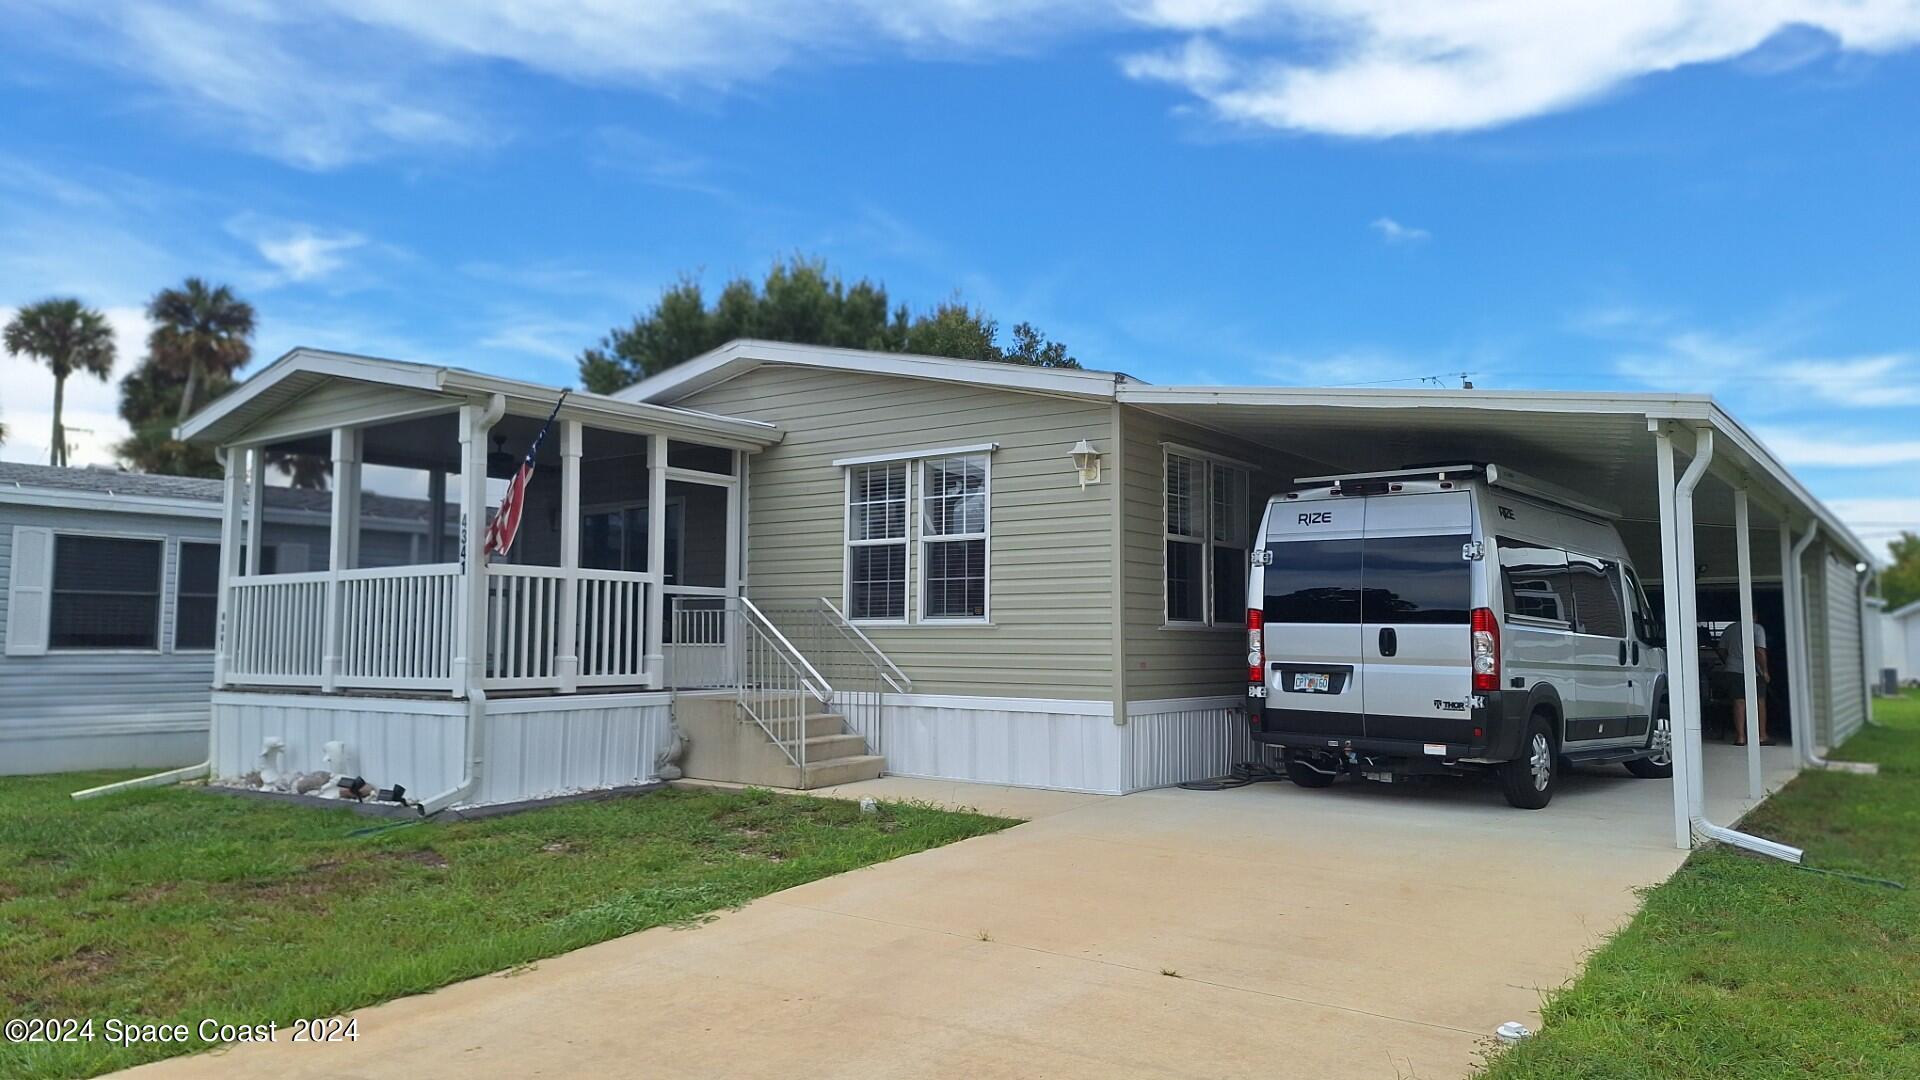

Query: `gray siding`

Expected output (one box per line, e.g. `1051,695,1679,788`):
678,365,1116,699
1118,407,1300,703
1,503,219,774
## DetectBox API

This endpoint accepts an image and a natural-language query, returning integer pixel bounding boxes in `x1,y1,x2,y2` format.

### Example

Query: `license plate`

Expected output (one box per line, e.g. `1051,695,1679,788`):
1292,672,1331,693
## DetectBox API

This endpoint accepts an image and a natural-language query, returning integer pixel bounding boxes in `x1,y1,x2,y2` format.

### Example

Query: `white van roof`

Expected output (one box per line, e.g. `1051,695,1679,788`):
1290,464,1620,521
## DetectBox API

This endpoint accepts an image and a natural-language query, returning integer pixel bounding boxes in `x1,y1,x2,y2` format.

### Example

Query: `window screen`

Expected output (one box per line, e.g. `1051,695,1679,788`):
1499,538,1574,626
50,535,162,649
1262,538,1363,624
174,541,221,650
847,462,908,620
1566,554,1626,637
1361,534,1471,625
921,455,988,619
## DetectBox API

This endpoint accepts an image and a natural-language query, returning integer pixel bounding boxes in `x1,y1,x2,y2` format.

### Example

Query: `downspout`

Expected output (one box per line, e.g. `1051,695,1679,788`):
1859,566,1877,723
1786,521,1831,768
1670,429,1803,862
420,392,506,815
75,446,235,800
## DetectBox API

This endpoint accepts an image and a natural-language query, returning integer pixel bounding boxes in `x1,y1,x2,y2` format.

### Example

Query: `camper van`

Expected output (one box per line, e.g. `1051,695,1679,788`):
1246,465,1671,809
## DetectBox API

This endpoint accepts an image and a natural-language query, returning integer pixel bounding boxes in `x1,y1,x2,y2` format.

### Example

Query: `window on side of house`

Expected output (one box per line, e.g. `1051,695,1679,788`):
847,461,909,621
174,541,221,650
50,534,163,650
921,454,989,620
1165,451,1250,626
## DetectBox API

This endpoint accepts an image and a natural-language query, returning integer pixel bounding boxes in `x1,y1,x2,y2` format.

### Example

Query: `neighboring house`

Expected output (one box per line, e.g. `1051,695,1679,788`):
168,343,1874,847
1880,598,1920,686
1,461,455,775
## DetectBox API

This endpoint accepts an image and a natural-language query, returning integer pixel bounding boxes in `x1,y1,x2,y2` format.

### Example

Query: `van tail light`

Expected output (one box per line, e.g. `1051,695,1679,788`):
1247,609,1265,684
1471,607,1499,692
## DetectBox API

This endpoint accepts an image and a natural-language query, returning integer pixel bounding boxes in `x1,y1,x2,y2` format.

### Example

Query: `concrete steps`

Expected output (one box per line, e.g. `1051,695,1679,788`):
801,754,888,788
674,694,886,790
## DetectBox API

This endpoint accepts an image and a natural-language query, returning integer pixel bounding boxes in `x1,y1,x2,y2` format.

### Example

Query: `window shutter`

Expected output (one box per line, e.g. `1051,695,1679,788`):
5,526,55,656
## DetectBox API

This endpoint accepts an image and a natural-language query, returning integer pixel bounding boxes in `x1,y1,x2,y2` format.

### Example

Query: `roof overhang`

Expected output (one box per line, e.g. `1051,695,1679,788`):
0,485,221,518
1116,384,1875,569
177,348,783,451
619,338,1132,405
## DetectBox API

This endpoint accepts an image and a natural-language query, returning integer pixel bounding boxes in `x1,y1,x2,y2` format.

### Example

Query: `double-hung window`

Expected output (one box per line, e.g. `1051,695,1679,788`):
50,534,164,650
921,454,989,621
846,462,909,621
1164,449,1252,626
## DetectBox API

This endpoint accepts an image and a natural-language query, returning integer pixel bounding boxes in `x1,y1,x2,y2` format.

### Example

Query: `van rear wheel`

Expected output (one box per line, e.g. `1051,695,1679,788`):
1625,700,1674,779
1283,754,1338,788
1500,715,1557,809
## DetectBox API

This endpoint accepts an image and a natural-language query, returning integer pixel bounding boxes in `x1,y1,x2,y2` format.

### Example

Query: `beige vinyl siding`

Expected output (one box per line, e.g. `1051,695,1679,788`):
678,364,1117,699
235,381,449,445
1118,407,1304,702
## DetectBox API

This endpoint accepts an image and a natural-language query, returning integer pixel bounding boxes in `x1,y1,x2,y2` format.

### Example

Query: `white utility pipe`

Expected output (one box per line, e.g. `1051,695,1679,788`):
71,762,211,801
1659,428,1803,863
1734,489,1764,802
1859,567,1877,720
1786,522,1831,768
420,687,487,814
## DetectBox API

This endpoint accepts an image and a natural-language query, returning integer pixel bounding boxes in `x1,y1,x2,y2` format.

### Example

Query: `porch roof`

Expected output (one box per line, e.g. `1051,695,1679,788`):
177,347,784,451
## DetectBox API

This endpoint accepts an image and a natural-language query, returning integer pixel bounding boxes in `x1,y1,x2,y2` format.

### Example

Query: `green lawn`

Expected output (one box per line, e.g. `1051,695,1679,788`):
0,778,1015,1079
1480,691,1920,1079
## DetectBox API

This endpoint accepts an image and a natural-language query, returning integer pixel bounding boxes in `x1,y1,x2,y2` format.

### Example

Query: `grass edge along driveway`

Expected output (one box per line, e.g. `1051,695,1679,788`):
1479,691,1920,1080
0,779,1016,1079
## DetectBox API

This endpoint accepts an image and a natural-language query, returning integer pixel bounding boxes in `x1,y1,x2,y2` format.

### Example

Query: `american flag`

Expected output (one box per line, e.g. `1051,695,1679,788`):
483,391,567,557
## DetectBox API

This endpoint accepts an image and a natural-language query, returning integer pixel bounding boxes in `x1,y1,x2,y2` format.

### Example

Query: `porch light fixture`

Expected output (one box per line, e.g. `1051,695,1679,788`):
1069,439,1102,489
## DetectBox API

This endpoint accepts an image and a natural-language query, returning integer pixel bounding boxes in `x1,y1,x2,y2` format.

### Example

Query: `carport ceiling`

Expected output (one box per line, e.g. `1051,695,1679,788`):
1118,386,1872,578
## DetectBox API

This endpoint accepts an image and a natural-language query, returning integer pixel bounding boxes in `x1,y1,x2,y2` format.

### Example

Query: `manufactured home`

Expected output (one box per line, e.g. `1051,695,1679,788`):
170,342,1876,852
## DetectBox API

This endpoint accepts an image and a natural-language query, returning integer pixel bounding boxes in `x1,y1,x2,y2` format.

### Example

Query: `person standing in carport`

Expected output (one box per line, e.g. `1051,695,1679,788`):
1719,620,1773,746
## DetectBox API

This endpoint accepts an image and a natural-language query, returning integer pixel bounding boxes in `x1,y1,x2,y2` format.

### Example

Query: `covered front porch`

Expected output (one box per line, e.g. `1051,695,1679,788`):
178,349,781,806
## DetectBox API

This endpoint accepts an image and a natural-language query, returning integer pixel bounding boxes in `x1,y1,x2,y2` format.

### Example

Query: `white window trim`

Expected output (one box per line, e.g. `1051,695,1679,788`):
173,539,222,654
832,441,998,469
844,461,913,626
918,453,992,625
1161,447,1250,630
46,528,170,654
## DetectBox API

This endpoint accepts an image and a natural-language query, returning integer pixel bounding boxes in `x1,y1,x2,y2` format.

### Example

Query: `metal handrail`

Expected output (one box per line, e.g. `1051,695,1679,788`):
819,597,912,692
740,597,833,702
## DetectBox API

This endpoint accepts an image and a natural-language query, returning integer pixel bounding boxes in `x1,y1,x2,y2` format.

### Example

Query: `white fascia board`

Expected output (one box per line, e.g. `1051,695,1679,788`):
0,488,221,519
1888,599,1920,621
440,371,781,449
1688,402,1876,565
176,347,449,443
621,338,1127,405
1119,385,1715,415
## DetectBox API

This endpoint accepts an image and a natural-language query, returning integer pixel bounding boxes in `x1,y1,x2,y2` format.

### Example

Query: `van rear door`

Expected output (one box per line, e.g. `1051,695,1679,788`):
1358,493,1476,741
1261,498,1366,737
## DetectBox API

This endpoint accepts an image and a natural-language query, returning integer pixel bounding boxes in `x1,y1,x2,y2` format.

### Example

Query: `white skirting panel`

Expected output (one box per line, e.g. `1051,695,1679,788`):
476,694,673,805
874,694,1125,795
3,728,206,776
210,691,673,807
1123,696,1254,791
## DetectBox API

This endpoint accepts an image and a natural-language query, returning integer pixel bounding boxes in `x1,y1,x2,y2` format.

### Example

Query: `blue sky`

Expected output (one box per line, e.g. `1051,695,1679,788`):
2,2,1918,557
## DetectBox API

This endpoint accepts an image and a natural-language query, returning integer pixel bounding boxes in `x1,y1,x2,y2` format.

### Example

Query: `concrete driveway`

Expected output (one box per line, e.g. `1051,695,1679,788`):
130,744,1798,1080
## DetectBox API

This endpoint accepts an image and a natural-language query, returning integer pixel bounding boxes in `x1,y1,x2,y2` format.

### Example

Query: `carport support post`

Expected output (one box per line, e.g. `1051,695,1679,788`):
1735,488,1764,802
1653,427,1700,850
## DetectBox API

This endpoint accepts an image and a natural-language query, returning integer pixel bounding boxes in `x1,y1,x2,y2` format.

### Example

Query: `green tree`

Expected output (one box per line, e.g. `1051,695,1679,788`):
3,298,117,467
1883,532,1920,610
114,356,234,477
146,278,255,424
578,255,1077,394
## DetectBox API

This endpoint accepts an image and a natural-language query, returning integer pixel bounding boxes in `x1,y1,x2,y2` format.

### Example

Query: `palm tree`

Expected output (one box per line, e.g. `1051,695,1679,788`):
146,278,255,425
3,298,118,467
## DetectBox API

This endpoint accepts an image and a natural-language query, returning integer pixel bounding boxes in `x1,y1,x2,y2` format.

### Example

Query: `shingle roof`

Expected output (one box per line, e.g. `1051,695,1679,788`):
0,461,221,502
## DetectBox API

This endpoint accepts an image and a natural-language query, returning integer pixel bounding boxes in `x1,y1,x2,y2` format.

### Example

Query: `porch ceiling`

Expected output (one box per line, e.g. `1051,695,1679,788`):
177,347,784,451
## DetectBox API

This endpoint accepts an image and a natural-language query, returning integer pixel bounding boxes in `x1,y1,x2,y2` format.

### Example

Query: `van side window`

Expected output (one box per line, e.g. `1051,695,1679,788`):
1498,538,1574,626
1623,564,1661,645
1566,553,1626,637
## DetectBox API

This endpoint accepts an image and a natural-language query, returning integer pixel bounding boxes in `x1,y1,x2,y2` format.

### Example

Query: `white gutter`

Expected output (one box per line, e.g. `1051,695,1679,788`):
1859,567,1877,720
1785,522,1832,769
1662,427,1803,863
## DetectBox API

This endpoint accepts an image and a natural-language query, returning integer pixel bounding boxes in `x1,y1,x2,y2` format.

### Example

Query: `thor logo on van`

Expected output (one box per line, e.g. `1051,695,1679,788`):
1297,511,1333,525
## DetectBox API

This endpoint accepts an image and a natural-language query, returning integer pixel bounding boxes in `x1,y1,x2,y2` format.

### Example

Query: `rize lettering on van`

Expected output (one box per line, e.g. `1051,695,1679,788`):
1297,511,1334,526
1498,506,1517,520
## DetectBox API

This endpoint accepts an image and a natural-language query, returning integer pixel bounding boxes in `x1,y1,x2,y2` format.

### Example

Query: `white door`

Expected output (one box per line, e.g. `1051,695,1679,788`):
1358,493,1475,738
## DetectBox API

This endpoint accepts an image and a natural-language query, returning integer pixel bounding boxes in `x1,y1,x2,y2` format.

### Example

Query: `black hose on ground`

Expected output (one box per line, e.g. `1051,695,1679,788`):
1177,761,1292,791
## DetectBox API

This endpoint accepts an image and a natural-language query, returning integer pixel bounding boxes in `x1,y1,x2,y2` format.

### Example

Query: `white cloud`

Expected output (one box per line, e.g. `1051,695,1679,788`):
1369,216,1430,244
28,2,1920,164
1754,428,1920,468
1823,497,1920,560
226,217,368,284
0,304,148,468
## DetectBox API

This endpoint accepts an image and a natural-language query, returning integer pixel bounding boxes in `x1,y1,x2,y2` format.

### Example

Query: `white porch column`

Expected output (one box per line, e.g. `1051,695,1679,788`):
244,448,265,575
646,432,668,688
454,397,504,698
320,427,362,692
1654,426,1700,850
1734,487,1764,801
557,419,582,693
213,448,246,689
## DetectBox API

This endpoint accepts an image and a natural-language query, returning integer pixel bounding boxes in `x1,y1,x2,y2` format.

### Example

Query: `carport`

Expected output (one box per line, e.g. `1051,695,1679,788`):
1118,386,1877,858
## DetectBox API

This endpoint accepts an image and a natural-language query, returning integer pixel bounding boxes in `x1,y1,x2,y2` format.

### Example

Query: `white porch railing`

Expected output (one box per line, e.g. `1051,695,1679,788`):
574,568,653,687
228,572,329,685
338,564,461,691
484,565,566,690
